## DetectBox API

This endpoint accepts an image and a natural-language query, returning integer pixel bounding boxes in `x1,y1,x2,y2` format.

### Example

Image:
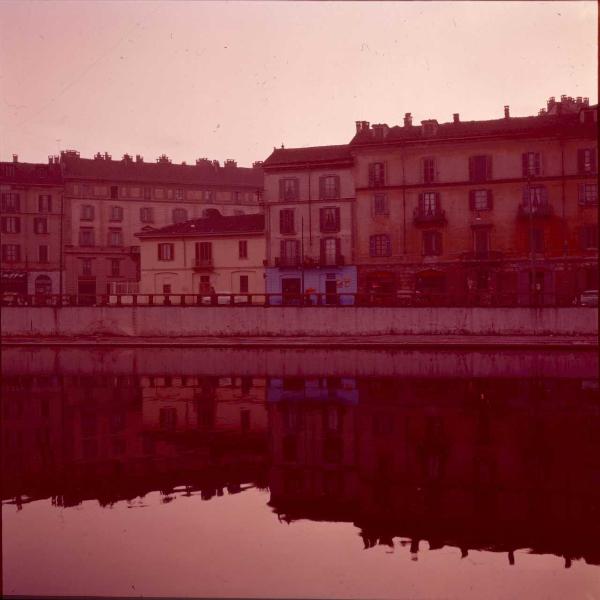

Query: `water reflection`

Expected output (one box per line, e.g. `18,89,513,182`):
3,364,599,572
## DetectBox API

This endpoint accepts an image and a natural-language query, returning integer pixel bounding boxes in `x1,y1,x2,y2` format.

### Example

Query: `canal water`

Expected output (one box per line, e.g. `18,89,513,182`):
2,347,599,599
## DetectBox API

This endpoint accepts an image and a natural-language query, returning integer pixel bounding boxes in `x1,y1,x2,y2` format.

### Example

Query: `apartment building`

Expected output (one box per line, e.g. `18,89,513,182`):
136,213,265,298
60,150,264,299
350,96,598,304
262,145,357,304
0,158,64,296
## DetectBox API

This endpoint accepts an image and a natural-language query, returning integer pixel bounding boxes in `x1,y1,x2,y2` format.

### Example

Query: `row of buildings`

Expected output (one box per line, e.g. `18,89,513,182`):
1,94,597,304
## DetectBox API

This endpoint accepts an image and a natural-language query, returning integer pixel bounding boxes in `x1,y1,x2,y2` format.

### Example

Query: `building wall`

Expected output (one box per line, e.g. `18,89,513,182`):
139,234,266,295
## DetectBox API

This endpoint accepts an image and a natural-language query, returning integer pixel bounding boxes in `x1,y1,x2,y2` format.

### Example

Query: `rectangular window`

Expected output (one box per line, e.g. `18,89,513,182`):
578,148,597,174
239,240,248,259
469,189,493,211
38,194,52,213
522,152,541,176
143,187,152,200
231,191,242,202
529,228,545,253
368,162,385,187
372,193,389,216
1,244,21,262
280,239,300,260
423,157,436,183
80,205,95,220
110,259,120,277
158,243,174,261
79,228,95,247
319,207,340,232
420,191,439,214
81,258,93,275
140,207,153,223
279,178,299,201
279,209,295,234
369,234,391,257
108,229,123,247
1,192,20,213
522,185,549,211
320,237,340,265
579,225,598,250
110,186,118,199
196,242,212,262
109,206,123,221
203,190,214,202
34,217,48,234
319,175,340,200
579,183,598,206
423,231,442,256
175,188,185,201
473,228,490,254
469,155,492,182
239,275,249,294
38,245,49,263
1,216,20,233
172,208,188,223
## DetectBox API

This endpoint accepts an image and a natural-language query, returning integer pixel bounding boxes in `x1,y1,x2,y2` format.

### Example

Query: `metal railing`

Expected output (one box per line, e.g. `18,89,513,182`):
0,291,592,308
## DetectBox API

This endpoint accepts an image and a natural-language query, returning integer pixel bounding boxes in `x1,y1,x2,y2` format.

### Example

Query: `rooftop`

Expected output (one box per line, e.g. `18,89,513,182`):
263,144,352,168
136,213,265,238
0,161,63,185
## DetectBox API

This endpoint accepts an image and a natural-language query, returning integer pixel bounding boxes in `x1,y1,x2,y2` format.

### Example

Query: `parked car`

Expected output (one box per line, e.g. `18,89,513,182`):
574,290,598,307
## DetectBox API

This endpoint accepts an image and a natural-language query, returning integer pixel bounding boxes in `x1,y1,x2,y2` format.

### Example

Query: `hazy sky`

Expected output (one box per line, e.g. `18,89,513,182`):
0,1,597,167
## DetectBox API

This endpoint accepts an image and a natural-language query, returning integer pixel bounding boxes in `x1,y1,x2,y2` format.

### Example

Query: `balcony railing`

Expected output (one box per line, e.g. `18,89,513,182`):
275,256,301,268
413,207,447,225
193,257,214,270
319,254,345,267
518,203,553,218
460,250,504,261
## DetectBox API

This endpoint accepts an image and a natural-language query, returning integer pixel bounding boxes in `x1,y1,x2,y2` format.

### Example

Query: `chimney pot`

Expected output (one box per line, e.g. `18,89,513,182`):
453,113,460,123
403,112,412,127
12,154,18,163
504,105,510,118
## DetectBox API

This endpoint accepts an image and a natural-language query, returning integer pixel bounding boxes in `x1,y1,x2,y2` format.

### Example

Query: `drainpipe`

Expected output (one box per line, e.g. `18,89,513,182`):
59,190,64,303
307,163,312,246
401,151,407,254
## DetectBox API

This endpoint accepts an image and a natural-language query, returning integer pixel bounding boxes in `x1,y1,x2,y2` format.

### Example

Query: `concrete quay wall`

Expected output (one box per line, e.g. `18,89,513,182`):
1,306,597,337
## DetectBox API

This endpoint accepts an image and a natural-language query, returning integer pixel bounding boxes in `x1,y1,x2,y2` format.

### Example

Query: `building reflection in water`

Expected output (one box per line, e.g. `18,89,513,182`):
2,371,599,568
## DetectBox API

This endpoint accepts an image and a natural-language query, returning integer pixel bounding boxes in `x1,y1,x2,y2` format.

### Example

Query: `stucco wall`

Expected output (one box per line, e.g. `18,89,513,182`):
1,306,596,337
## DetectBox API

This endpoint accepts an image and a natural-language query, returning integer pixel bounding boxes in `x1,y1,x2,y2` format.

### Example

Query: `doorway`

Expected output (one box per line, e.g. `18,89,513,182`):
282,278,301,305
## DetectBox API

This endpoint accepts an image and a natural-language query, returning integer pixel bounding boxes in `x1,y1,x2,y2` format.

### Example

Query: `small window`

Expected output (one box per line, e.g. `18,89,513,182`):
158,243,174,261
423,231,442,256
579,225,598,250
279,178,299,201
372,193,389,216
140,207,153,223
81,258,93,275
419,191,440,215
577,148,597,174
320,207,340,232
1,192,20,213
159,407,177,430
108,229,123,247
203,190,214,202
231,191,242,202
319,175,340,200
239,275,249,294
175,188,185,201
522,152,541,177
469,155,492,182
1,244,21,262
38,194,52,213
579,183,598,206
473,228,490,254
79,228,95,247
110,259,120,277
1,216,20,233
279,209,295,234
196,242,212,262
368,162,385,187
423,157,436,183
369,234,391,257
38,246,49,263
109,206,123,221
110,186,118,199
469,190,493,211
80,205,95,220
143,187,152,200
34,217,48,234
239,240,248,259
172,208,188,224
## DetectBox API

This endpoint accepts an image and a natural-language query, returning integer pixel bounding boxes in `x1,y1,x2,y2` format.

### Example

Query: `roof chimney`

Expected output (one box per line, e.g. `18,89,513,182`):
12,154,18,163
403,113,412,127
453,113,460,123
504,105,510,118
135,154,143,163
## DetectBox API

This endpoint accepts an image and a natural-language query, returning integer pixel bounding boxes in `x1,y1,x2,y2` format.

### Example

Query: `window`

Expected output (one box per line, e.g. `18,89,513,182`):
158,243,174,261
320,237,340,265
473,228,490,255
319,175,340,199
110,186,118,199
199,275,210,294
280,239,300,260
79,228,95,246
195,242,212,264
239,275,249,294
577,148,597,174
522,152,541,176
320,207,340,232
279,209,295,234
579,225,598,250
35,274,52,294
423,157,436,183
579,183,598,206
1,244,20,262
368,162,385,187
203,190,214,202
231,191,242,202
109,206,123,221
34,217,48,234
175,188,185,201
108,228,123,247
476,270,489,291
159,407,177,431
373,193,389,216
239,240,248,259
369,234,391,257
1,216,20,233
1,192,20,213
80,205,95,220
279,178,299,201
172,208,188,224
423,231,442,256
140,207,153,223
469,155,492,182
38,195,52,212
469,190,493,211
38,245,49,263
110,259,120,277
143,187,152,200
522,185,549,210
81,258,93,275
529,228,544,253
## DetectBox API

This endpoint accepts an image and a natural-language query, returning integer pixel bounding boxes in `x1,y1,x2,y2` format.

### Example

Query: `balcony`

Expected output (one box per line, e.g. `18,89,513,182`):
193,257,214,271
275,256,301,268
319,254,345,267
413,207,447,225
460,250,504,262
518,203,553,219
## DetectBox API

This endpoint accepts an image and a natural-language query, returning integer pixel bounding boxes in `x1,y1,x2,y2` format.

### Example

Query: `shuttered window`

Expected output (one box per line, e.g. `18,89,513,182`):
522,152,541,176
469,155,492,182
319,207,340,232
279,209,295,234
279,178,299,201
319,175,340,199
422,231,442,256
369,234,391,257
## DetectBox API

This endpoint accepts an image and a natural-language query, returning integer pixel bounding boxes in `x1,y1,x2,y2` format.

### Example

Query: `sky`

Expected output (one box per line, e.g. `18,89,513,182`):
0,1,597,167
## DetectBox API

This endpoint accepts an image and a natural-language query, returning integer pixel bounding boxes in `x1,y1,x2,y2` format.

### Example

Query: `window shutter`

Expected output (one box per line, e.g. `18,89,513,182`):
486,155,492,180
522,153,528,177
334,207,340,230
578,227,586,250
384,161,388,184
335,237,341,258
541,186,548,204
368,164,375,187
279,210,285,232
436,232,443,255
319,208,324,230
522,186,530,204
295,240,300,258
535,153,541,175
279,239,286,259
320,238,325,262
487,189,494,210
334,176,340,198
591,149,597,173
418,193,424,211
434,192,441,211
468,157,474,181
577,149,585,173
279,179,285,201
319,177,325,200
16,218,21,233
369,236,375,256
469,190,476,211
578,184,584,205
